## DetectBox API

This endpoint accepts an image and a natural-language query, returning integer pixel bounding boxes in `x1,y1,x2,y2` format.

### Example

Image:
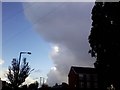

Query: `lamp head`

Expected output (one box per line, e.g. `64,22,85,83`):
27,52,31,54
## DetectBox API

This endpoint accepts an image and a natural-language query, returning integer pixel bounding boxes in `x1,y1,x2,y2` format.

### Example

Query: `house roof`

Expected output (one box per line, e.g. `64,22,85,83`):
69,66,96,75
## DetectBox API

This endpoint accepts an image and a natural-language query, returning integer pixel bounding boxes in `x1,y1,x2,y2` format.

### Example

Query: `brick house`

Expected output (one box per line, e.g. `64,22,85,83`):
68,66,98,89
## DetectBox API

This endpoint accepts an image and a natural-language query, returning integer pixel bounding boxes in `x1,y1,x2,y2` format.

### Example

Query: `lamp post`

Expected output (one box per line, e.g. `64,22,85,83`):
14,51,31,88
18,51,31,65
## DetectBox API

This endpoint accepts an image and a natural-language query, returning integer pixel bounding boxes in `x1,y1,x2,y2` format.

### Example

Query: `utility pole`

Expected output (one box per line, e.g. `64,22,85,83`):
43,77,45,85
40,77,42,87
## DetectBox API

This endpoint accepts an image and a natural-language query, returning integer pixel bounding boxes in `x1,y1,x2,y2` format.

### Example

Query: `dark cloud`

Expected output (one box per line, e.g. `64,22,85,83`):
23,2,95,86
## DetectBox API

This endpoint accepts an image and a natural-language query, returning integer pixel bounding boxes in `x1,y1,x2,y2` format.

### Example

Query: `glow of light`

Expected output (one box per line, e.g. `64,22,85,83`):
53,46,59,53
51,67,57,71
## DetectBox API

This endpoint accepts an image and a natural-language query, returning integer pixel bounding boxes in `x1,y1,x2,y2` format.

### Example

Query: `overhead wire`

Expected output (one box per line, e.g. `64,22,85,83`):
3,2,65,46
3,2,37,22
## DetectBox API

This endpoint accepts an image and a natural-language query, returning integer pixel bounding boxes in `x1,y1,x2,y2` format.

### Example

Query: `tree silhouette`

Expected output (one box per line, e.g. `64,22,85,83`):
7,58,33,89
88,2,120,90
28,81,39,90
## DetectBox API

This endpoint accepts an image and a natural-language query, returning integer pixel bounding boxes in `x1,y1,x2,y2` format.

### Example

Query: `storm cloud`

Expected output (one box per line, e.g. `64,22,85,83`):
23,2,95,86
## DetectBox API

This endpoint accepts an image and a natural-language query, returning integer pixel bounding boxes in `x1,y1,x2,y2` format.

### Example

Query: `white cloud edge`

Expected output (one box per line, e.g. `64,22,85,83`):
0,59,4,65
22,76,36,85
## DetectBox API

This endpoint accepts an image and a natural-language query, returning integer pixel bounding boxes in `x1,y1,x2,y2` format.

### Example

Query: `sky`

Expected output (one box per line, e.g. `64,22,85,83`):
1,2,95,86
2,2,54,84
0,1,2,81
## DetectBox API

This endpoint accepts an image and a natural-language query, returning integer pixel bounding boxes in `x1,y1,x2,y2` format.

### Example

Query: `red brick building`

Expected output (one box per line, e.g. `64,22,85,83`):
68,66,98,89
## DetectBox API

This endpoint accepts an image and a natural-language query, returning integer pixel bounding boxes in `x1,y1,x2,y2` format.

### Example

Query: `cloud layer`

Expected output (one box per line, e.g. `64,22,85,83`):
23,2,95,86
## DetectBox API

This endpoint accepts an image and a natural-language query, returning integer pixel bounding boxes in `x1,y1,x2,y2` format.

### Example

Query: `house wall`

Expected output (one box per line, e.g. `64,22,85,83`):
68,67,98,89
78,73,98,89
68,70,78,89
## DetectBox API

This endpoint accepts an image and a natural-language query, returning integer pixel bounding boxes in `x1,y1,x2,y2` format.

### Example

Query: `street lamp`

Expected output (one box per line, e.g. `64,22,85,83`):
18,51,31,66
40,77,46,87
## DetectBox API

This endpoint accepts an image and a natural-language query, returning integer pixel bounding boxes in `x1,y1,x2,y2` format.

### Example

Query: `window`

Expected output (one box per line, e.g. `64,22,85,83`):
87,82,91,88
79,82,84,88
79,74,84,81
79,74,83,78
91,74,98,81
86,74,91,81
94,82,98,88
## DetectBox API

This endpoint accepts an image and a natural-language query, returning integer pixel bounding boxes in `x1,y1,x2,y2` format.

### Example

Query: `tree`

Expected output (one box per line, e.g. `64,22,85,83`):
88,2,120,90
28,81,39,90
7,58,33,89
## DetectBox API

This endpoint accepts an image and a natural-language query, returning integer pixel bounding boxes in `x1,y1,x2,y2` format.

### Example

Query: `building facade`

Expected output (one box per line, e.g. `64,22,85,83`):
68,66,98,90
